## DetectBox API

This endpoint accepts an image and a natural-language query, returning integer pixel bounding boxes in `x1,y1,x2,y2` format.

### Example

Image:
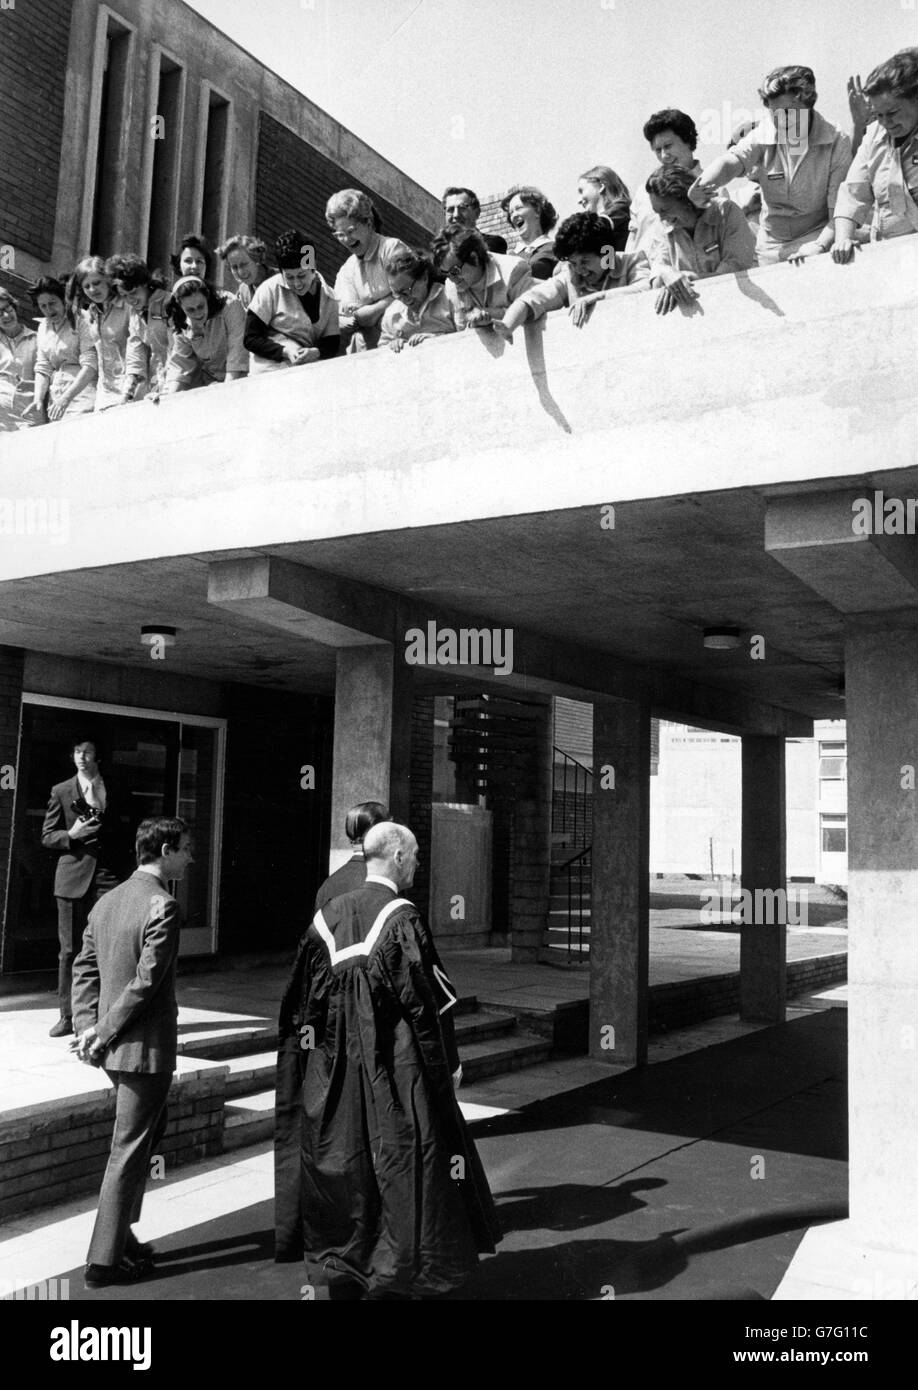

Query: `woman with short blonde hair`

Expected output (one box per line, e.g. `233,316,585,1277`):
325,189,406,351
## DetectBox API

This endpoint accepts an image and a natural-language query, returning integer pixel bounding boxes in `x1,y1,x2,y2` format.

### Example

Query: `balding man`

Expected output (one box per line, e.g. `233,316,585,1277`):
274,822,500,1298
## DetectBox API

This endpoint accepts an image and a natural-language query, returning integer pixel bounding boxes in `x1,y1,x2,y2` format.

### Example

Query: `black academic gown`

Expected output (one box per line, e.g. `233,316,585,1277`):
274,855,366,1259
274,881,500,1294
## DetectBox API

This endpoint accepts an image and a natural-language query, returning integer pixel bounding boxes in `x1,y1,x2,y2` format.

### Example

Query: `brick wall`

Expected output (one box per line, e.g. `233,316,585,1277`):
0,0,71,263
219,686,333,958
0,648,24,967
256,113,437,280
648,952,848,1032
0,1066,226,1223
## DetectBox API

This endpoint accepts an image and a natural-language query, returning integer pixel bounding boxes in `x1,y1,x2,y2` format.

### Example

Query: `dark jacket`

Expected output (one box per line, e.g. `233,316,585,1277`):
41,775,130,898
71,869,182,1072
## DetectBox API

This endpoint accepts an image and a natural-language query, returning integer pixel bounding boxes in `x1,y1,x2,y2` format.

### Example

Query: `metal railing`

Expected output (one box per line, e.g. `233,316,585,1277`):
550,749,593,958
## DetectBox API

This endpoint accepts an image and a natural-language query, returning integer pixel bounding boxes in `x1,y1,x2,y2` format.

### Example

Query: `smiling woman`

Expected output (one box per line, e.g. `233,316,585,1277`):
500,184,558,281
325,188,408,352
244,228,340,369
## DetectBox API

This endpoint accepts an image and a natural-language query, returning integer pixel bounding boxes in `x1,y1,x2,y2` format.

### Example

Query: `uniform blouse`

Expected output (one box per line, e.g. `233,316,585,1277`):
730,110,852,255
84,297,132,409
33,317,97,413
515,235,558,281
516,253,651,320
444,252,535,328
125,289,171,395
245,272,339,366
834,121,918,241
163,297,248,391
0,324,37,426
379,281,459,345
333,233,408,349
647,201,757,279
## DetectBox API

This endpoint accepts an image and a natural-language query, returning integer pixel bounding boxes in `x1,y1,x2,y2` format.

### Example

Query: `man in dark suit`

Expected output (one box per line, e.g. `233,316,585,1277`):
443,186,508,253
71,815,193,1289
42,738,130,1036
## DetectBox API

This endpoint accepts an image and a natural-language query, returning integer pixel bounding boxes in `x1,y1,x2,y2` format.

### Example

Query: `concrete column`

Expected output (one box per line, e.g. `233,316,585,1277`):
329,646,412,869
740,735,787,1023
589,696,651,1067
509,697,553,963
845,617,918,1253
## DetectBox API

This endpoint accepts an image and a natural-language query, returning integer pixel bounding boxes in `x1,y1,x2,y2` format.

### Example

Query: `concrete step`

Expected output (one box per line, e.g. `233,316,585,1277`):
176,1023,278,1060
223,1089,275,1151
460,1033,552,1081
454,1009,516,1044
223,1050,277,1099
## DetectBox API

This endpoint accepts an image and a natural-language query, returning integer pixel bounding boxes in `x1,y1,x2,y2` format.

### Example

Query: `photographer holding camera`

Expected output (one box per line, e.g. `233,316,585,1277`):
41,737,130,1037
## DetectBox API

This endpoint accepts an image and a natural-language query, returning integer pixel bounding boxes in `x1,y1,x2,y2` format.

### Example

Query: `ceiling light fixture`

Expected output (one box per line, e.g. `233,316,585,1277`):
140,625,177,649
703,627,742,651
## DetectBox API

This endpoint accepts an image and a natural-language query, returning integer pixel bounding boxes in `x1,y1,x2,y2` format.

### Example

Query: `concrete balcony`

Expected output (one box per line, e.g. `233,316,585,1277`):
1,236,917,725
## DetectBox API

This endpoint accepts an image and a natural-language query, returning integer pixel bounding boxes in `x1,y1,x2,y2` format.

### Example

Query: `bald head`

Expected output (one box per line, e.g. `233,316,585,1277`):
363,821,419,890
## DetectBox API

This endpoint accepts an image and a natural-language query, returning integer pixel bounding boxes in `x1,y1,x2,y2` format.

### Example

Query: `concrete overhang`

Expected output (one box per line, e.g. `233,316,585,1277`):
1,238,916,727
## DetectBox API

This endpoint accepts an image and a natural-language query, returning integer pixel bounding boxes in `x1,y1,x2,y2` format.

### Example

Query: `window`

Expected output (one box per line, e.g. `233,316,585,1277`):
198,87,232,251
819,742,847,781
87,11,135,257
146,53,185,275
821,813,847,855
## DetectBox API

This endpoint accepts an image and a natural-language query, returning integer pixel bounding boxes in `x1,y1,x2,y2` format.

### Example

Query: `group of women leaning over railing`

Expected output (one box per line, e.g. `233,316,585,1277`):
1,48,916,432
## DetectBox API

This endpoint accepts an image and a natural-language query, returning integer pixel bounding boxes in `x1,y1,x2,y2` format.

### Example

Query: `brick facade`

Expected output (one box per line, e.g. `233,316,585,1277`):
0,1065,227,1222
0,0,71,263
256,113,436,278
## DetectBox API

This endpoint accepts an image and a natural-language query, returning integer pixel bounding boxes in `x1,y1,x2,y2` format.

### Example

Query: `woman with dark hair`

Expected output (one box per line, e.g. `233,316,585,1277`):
244,229,339,370
106,255,170,401
833,49,918,261
218,235,276,308
646,166,757,314
500,185,558,280
325,189,408,351
274,797,391,1264
493,212,650,338
576,165,632,252
67,256,132,410
628,109,716,254
379,246,458,351
25,276,97,423
690,65,852,263
0,287,38,430
169,233,215,285
162,276,247,391
432,226,533,330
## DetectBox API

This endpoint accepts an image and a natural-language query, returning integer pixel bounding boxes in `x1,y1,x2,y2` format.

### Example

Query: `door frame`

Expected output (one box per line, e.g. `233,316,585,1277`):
20,693,227,954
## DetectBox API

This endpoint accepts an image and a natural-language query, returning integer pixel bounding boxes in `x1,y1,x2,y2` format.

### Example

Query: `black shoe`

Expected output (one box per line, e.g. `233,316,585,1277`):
84,1255,153,1288
49,1017,73,1038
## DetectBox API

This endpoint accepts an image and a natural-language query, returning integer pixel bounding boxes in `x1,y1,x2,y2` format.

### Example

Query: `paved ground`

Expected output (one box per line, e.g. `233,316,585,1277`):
0,1001,847,1301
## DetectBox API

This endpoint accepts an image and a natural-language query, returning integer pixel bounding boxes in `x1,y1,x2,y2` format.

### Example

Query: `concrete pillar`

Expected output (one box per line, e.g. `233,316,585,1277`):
329,646,412,870
589,696,651,1067
509,696,552,963
776,615,918,1299
845,617,918,1253
740,735,787,1023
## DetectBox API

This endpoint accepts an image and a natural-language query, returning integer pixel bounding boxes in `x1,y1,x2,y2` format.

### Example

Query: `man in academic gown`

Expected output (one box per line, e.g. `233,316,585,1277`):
274,821,500,1297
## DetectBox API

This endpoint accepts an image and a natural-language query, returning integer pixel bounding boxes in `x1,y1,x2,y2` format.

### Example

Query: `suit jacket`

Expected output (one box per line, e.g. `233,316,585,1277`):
41,774,130,898
314,853,368,912
71,869,181,1072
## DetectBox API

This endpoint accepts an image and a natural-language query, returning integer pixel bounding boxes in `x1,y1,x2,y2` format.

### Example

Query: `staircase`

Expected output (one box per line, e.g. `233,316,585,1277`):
176,996,552,1154
547,855,592,957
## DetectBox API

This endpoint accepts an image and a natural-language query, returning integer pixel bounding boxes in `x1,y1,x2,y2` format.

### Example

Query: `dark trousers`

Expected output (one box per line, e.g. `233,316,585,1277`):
56,873,118,1017
87,1069,172,1269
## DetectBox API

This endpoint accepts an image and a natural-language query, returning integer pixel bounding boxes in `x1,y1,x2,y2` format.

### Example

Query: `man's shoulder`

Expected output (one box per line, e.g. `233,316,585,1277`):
49,776,76,799
100,872,177,913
